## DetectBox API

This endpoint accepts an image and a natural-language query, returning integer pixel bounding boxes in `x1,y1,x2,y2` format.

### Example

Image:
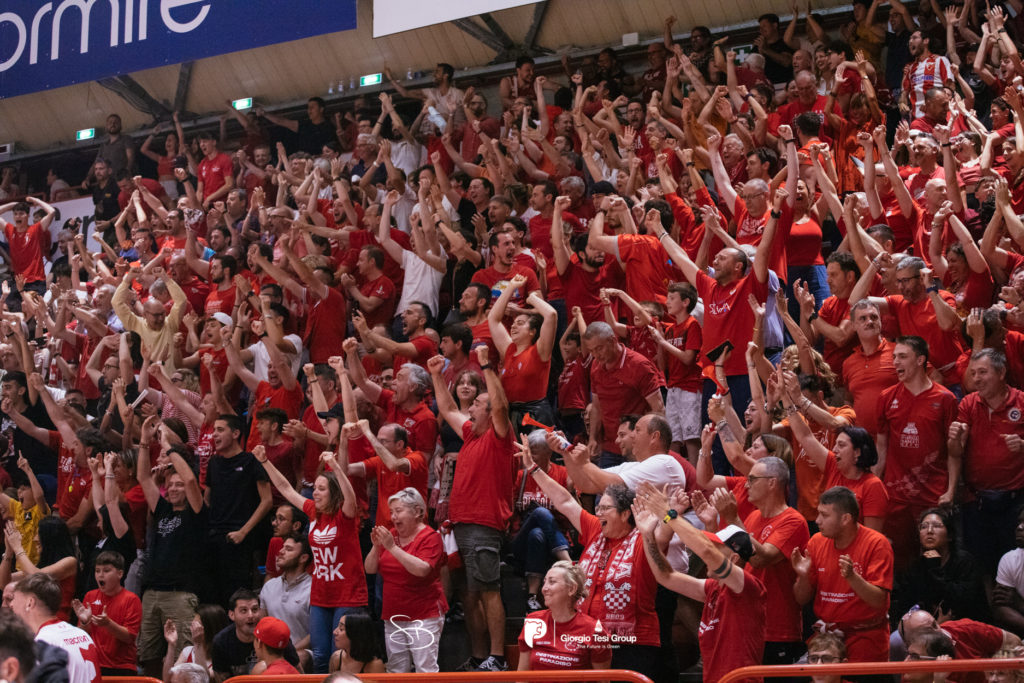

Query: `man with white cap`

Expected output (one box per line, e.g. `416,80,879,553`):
635,480,766,683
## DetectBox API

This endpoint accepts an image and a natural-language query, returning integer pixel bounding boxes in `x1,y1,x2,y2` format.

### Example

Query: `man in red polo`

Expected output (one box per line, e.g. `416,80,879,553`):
347,421,428,528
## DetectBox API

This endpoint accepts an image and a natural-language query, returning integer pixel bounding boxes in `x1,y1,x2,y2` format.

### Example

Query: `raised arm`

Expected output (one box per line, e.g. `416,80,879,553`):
426,354,469,435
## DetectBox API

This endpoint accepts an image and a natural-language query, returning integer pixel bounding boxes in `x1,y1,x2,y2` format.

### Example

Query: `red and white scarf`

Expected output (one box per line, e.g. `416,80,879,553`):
578,527,642,638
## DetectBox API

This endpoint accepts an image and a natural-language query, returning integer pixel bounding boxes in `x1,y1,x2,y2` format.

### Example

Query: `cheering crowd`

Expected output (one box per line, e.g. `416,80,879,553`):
5,1,1024,681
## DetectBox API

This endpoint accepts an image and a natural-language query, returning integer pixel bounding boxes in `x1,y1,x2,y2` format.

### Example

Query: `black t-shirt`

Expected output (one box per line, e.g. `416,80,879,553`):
211,625,299,677
2,396,58,480
91,178,120,221
82,505,137,593
206,451,268,533
295,119,335,155
761,38,795,84
145,497,207,592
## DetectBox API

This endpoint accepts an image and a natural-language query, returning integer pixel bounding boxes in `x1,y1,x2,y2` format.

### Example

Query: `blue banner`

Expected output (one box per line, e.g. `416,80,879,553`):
0,0,357,99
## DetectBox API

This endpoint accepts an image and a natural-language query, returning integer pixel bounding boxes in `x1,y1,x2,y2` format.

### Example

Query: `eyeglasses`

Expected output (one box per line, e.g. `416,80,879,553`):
595,504,619,513
807,654,840,664
906,653,937,661
746,474,773,483
895,275,921,285
918,522,945,530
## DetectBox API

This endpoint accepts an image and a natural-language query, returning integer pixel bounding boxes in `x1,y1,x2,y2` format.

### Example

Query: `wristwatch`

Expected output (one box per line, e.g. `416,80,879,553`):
662,509,678,524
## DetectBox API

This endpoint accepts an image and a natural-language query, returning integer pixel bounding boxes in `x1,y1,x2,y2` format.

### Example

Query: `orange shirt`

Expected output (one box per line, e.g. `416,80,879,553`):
843,340,898,437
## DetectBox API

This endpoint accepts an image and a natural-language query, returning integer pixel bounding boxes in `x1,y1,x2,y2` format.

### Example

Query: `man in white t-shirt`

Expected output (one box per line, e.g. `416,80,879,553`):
241,302,303,380
12,573,100,683
994,509,1024,634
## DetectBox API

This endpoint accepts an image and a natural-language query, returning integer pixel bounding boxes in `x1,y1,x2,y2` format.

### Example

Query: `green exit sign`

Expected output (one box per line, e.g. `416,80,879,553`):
76,128,95,141
232,97,253,110
360,73,382,87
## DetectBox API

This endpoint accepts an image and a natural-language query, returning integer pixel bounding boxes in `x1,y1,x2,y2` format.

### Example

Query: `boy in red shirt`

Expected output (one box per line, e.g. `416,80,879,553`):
253,617,300,675
0,196,57,307
73,551,143,677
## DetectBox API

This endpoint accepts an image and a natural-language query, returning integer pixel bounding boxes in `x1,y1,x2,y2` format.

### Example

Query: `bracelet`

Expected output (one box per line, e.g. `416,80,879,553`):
926,283,939,293
807,311,819,322
528,464,541,476
658,232,670,241
999,28,1008,33
717,420,729,431
784,404,799,415
941,143,952,148
105,475,116,480
686,162,695,167
480,363,492,371
770,210,781,218
16,550,26,557
783,138,796,145
309,378,319,383
800,397,813,411
256,457,268,464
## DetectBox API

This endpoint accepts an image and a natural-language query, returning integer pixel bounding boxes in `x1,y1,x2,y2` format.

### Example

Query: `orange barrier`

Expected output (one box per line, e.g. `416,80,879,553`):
102,678,163,683
719,656,1024,683
225,671,653,682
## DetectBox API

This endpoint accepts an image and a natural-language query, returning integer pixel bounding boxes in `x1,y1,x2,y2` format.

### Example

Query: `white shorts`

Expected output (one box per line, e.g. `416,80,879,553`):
665,387,701,442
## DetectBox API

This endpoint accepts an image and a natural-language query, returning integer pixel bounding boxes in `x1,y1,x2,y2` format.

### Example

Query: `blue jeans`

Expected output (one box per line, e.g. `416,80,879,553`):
701,375,753,475
511,507,568,576
309,604,367,673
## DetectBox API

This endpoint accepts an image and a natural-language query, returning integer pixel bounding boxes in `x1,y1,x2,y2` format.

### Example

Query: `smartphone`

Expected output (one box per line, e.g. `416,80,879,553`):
706,340,734,364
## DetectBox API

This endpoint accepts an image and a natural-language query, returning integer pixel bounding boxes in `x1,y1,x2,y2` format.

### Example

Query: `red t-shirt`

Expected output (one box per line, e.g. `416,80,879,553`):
377,389,437,454
699,568,767,683
788,217,825,267
247,381,304,450
662,315,703,391
264,660,300,674
843,340,898,437
561,256,618,324
877,381,958,505
577,512,660,647
943,619,1006,683
52,433,90,521
885,294,965,376
819,296,855,383
615,233,679,304
304,287,348,364
83,588,142,670
303,499,367,608
378,524,448,620
359,274,397,328
197,152,234,200
344,228,409,289
665,192,703,260
501,343,550,403
4,222,48,282
557,355,591,413
806,526,893,662
449,421,515,530
518,610,612,670
695,270,769,376
203,285,236,317
823,453,889,520
956,388,1024,494
361,448,428,528
471,264,540,309
589,345,665,454
880,193,923,253
744,506,809,643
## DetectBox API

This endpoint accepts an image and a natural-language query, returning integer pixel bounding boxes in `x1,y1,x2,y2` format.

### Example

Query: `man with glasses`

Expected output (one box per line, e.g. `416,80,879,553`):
716,456,810,669
850,255,964,386
112,265,188,371
456,92,499,163
895,609,1019,672
806,631,848,683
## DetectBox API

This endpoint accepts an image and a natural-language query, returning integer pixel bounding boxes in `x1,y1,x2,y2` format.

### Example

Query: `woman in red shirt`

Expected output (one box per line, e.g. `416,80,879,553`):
365,487,447,673
488,272,558,431
517,560,612,673
787,399,888,531
256,437,367,674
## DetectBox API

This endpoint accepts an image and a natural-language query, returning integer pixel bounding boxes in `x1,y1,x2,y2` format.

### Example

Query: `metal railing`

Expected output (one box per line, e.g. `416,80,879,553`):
224,671,654,682
719,657,1024,683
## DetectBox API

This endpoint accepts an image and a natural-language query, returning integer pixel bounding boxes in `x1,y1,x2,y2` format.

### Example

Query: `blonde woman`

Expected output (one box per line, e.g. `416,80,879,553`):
517,561,611,673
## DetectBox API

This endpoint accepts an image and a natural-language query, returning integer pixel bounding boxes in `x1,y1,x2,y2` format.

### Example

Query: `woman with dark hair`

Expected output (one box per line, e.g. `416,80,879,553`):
786,389,888,531
519,441,661,681
328,612,385,674
488,271,558,432
928,208,994,316
434,369,484,515
256,430,366,673
891,507,989,626
162,603,229,680
1,515,78,620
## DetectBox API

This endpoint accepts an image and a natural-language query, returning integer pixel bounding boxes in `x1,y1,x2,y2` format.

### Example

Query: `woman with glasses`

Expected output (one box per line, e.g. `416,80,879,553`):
518,439,662,682
891,508,989,626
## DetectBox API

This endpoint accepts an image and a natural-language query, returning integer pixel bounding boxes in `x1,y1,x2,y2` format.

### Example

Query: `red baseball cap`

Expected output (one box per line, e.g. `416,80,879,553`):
254,617,291,649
